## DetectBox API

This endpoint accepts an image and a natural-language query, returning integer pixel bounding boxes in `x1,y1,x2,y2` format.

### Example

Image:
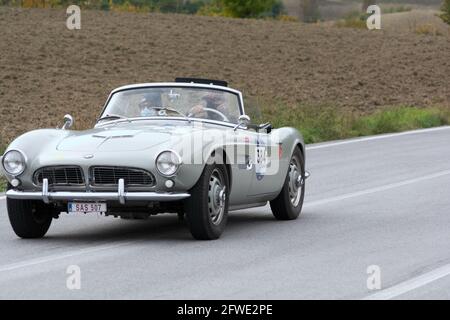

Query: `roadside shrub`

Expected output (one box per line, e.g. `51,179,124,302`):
198,0,283,19
277,15,299,22
383,5,412,14
220,0,277,18
197,0,224,16
440,0,450,25
100,0,110,10
2,0,208,14
336,10,367,29
0,177,6,192
415,23,442,36
259,102,450,144
352,107,450,136
0,143,6,192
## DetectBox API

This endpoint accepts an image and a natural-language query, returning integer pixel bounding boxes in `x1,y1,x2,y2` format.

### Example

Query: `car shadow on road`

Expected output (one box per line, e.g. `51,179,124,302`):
26,211,284,244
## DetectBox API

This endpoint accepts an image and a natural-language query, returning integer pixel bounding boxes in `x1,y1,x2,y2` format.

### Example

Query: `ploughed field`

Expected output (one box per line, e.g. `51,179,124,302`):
0,7,449,143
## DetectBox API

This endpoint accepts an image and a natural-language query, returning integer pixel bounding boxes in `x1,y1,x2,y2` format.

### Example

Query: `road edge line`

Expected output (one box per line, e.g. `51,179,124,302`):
305,169,450,207
307,126,450,150
363,263,450,300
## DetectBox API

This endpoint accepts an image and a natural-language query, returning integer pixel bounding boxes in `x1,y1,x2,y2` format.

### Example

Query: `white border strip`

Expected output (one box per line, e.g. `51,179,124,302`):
307,126,450,150
363,263,450,300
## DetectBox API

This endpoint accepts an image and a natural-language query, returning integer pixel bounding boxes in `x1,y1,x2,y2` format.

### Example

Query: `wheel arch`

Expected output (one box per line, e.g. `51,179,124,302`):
295,142,305,168
209,148,232,190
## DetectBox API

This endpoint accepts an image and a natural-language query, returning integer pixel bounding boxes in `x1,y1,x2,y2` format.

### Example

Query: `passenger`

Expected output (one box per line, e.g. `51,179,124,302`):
138,92,162,117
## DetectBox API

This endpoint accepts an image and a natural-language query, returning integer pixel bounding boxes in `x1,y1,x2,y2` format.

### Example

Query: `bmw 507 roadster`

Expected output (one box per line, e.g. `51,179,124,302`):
1,78,308,240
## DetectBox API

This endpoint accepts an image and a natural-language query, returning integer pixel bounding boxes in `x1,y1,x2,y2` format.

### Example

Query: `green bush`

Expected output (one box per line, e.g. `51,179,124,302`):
0,177,6,192
259,103,450,144
383,5,411,14
440,0,450,25
336,10,368,29
221,0,277,18
0,143,6,192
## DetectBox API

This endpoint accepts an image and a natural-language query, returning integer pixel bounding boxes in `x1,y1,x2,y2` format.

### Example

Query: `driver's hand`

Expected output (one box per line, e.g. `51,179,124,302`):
216,104,227,115
189,104,207,118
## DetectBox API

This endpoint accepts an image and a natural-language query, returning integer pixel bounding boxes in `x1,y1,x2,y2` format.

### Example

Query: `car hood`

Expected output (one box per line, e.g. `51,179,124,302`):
56,125,188,152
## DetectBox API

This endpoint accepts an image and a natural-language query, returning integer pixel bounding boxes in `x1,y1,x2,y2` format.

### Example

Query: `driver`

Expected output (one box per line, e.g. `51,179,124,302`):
138,92,162,117
189,92,228,121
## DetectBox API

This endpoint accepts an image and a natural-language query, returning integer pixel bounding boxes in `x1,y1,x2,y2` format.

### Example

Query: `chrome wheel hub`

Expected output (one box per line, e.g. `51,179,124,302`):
208,169,226,225
288,159,303,207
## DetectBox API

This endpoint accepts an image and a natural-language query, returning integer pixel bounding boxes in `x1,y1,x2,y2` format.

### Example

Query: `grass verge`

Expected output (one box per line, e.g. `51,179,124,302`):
383,6,412,14
335,11,368,29
0,144,6,193
260,105,450,144
0,177,6,193
415,23,442,36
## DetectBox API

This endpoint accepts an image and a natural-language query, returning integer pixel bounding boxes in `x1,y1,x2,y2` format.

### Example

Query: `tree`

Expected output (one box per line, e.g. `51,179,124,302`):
362,0,376,12
440,0,450,25
221,0,276,18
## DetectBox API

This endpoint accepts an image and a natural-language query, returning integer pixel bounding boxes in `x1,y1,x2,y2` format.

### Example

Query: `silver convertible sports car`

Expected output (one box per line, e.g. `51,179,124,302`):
1,78,308,240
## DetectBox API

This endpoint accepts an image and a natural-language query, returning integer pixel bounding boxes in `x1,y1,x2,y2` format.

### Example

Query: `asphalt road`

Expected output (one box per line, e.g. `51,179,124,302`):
0,127,449,300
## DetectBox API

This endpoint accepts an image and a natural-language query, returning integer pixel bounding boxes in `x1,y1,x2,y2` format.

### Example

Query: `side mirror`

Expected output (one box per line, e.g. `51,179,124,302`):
259,122,272,134
62,114,74,130
234,115,251,131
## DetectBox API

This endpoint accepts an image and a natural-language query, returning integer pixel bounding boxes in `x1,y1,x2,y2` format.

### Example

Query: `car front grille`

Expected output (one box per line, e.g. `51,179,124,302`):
34,166,85,186
90,166,155,187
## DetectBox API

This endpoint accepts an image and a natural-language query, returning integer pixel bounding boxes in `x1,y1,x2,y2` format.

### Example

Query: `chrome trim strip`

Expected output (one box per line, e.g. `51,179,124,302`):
6,190,190,202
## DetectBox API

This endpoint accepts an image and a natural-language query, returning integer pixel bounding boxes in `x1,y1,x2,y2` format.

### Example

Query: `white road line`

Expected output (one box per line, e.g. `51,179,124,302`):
305,169,450,207
0,241,133,273
363,264,450,300
306,126,450,150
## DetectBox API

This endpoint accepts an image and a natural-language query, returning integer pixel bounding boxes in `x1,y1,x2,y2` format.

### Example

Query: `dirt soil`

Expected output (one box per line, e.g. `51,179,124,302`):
0,7,449,143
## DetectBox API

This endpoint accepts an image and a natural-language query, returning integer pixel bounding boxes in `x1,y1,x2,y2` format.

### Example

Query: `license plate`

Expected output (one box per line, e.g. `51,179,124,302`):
68,202,107,214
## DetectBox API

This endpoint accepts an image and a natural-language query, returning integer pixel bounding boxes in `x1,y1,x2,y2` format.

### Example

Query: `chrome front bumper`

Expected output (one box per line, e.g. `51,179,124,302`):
6,178,190,204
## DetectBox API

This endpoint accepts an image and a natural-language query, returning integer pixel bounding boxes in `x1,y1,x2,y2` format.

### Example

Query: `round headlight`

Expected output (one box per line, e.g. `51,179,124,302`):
2,150,26,176
156,151,181,176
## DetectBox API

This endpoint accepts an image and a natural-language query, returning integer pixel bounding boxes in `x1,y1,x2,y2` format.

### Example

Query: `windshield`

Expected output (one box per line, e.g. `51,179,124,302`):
100,87,241,124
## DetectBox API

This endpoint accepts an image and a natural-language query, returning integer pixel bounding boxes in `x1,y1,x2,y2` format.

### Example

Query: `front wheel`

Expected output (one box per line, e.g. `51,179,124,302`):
7,198,53,239
184,163,229,240
270,147,305,220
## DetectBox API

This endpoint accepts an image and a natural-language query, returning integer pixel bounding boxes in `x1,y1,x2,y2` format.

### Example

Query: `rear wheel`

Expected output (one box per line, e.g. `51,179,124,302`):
184,163,229,240
270,147,305,220
7,198,53,239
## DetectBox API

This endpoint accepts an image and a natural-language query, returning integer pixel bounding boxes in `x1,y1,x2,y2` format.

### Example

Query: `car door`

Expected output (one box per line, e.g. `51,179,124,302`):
226,127,257,205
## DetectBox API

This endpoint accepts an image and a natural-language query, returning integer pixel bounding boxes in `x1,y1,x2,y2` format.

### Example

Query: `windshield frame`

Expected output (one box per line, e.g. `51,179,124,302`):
97,83,246,126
